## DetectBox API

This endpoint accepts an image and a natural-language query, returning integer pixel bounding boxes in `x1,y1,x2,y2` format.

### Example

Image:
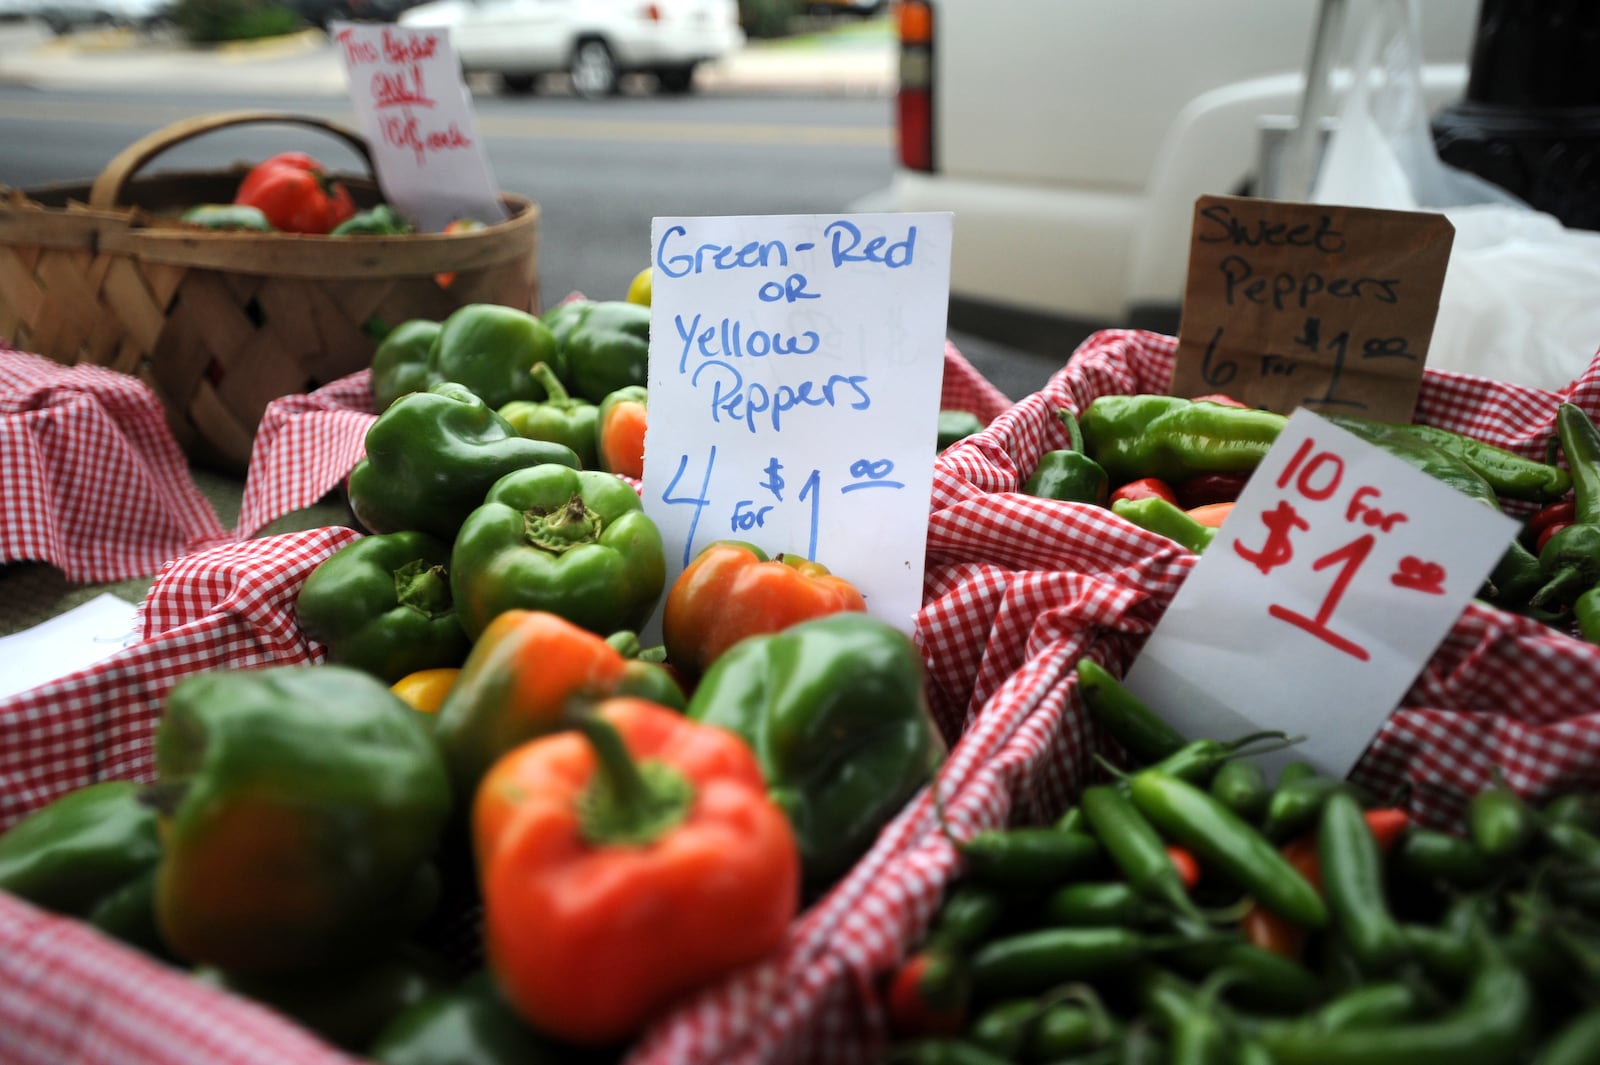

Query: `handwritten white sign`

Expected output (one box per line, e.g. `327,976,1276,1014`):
641,212,954,633
332,21,506,233
1124,408,1518,778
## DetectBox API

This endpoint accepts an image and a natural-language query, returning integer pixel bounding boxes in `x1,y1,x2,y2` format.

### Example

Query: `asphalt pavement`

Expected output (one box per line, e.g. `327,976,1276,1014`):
0,18,896,96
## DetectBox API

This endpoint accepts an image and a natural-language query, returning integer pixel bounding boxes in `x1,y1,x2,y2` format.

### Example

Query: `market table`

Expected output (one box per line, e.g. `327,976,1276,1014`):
5,328,1600,1065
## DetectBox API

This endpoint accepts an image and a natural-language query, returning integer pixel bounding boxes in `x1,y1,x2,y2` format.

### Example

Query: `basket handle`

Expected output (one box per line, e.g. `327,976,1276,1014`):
88,111,377,211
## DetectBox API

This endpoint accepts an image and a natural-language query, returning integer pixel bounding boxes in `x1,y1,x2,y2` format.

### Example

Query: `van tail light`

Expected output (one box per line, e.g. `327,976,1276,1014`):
642,3,661,21
897,0,934,171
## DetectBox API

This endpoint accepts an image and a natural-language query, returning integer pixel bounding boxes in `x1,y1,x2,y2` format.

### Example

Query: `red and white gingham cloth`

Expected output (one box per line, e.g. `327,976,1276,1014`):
0,350,230,582
7,330,1600,1065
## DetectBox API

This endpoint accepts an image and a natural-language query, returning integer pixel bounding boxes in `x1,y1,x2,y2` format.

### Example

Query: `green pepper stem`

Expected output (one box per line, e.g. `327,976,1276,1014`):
1057,408,1085,453
571,710,694,848
523,494,602,554
529,362,571,404
394,559,453,619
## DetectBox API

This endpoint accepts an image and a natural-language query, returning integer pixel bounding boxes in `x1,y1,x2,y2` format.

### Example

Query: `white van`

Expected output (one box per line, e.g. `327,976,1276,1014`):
860,1,1479,343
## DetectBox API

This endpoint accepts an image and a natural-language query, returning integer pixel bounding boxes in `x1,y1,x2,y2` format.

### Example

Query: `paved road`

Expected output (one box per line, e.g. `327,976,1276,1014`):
0,19,898,97
0,19,1074,401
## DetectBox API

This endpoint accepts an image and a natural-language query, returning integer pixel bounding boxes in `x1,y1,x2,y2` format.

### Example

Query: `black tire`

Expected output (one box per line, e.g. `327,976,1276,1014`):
569,37,617,99
655,64,696,94
500,72,538,95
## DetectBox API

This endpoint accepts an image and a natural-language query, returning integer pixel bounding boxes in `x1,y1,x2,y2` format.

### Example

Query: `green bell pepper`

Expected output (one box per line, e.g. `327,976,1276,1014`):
370,971,580,1065
331,204,414,237
431,304,564,411
560,299,650,404
148,665,451,973
686,611,944,892
180,203,274,231
295,531,473,685
450,464,666,640
1022,409,1109,505
497,362,601,470
539,298,596,351
0,780,167,956
937,409,985,452
372,319,445,414
347,382,580,543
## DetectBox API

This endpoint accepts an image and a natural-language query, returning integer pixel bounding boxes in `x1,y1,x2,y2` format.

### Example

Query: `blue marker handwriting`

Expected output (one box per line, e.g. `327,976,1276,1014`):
662,451,905,564
675,313,820,372
691,360,870,435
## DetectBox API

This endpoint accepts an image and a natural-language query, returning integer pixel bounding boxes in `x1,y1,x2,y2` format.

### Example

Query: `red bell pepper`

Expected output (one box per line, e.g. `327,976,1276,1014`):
1109,477,1178,507
234,151,357,235
475,697,799,1046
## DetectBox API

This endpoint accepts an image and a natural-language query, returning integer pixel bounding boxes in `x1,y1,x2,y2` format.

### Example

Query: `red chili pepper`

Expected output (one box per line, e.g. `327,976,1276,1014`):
1538,520,1574,553
1109,477,1178,507
233,152,357,235
1166,845,1202,890
1191,393,1250,408
1175,471,1253,509
886,948,968,1037
1527,498,1577,543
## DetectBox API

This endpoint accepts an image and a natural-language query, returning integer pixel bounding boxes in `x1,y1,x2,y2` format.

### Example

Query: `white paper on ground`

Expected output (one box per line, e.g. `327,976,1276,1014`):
0,594,142,699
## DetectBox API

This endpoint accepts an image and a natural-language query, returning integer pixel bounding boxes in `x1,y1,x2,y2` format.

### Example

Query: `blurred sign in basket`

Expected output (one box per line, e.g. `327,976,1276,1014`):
0,111,541,474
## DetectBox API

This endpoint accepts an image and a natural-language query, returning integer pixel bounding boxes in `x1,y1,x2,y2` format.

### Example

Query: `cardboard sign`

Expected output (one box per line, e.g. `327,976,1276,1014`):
332,22,506,233
641,212,954,634
1123,408,1516,778
1170,195,1453,423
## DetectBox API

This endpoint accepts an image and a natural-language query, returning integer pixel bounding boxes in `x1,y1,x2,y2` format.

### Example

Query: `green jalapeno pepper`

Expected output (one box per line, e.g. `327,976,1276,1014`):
960,827,1104,890
1128,769,1327,928
1080,784,1203,922
1022,409,1110,505
1111,496,1217,554
1468,780,1538,860
1258,935,1534,1065
1075,657,1186,764
1319,790,1407,974
1209,759,1270,824
1533,404,1600,610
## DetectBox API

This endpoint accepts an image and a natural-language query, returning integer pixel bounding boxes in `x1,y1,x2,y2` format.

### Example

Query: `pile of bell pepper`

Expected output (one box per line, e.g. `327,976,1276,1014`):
884,660,1600,1065
177,151,469,238
1017,391,1595,638
0,279,953,1062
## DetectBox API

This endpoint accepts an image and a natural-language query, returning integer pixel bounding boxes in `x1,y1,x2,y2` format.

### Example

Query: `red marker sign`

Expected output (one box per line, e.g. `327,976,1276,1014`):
1124,408,1517,778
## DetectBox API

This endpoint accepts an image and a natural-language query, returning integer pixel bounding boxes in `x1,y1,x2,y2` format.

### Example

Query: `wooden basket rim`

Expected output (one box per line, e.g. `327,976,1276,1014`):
0,183,539,279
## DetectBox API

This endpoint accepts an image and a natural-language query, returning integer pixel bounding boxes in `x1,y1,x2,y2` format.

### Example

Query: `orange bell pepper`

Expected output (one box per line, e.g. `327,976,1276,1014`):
662,540,867,679
431,610,683,797
596,385,648,480
475,697,799,1046
1186,501,1236,528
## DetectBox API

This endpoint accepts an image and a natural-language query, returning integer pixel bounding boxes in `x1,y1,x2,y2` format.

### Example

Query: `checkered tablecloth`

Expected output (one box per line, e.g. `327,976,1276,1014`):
0,349,230,583
4,330,1599,1065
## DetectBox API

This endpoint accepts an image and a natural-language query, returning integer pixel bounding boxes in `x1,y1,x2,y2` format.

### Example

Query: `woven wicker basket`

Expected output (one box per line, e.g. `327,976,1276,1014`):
0,110,541,473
